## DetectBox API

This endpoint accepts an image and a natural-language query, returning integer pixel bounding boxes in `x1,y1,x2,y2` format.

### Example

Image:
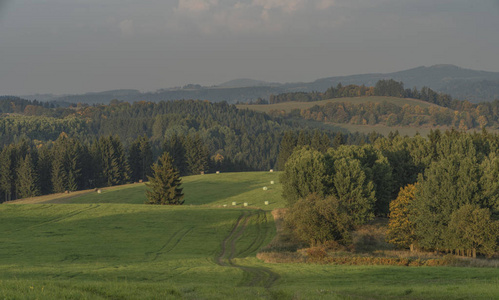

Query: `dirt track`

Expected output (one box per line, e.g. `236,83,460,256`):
216,209,280,288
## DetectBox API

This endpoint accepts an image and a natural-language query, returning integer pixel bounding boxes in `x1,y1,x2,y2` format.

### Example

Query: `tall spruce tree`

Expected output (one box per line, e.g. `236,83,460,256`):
128,135,153,182
16,153,40,198
97,136,130,186
37,146,53,195
0,145,17,202
146,152,184,205
185,134,209,175
164,133,188,175
277,131,297,171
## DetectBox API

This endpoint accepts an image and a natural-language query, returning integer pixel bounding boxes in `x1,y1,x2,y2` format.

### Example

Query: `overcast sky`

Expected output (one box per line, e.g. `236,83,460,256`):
1,0,498,95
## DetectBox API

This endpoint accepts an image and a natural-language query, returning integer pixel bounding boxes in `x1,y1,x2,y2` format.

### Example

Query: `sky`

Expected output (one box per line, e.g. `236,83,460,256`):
0,0,499,95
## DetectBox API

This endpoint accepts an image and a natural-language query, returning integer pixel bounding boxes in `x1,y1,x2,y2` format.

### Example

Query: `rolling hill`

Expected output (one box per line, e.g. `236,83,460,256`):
236,96,439,114
19,65,499,105
2,171,499,299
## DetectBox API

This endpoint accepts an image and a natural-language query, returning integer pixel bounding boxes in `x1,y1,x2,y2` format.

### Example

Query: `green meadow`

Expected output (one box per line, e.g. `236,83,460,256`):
45,172,284,209
236,96,439,114
1,171,498,299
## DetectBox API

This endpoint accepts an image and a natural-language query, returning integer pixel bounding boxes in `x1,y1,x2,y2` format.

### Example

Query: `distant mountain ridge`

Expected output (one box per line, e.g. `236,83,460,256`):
18,65,499,104
218,78,282,88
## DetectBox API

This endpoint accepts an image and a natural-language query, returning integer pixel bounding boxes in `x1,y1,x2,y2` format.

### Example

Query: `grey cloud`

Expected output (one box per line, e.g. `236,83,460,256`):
0,0,498,95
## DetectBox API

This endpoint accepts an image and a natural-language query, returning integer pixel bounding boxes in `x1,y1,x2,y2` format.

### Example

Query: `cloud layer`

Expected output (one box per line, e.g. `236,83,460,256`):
171,0,345,34
1,0,499,95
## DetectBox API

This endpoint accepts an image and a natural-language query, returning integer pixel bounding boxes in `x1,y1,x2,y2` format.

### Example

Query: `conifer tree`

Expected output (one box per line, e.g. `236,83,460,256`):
447,204,498,258
185,134,209,175
0,145,17,202
164,133,188,175
331,157,375,225
37,146,53,194
296,130,310,147
146,152,184,205
51,153,68,193
16,153,40,198
128,135,153,181
98,136,130,186
277,131,297,171
332,132,345,149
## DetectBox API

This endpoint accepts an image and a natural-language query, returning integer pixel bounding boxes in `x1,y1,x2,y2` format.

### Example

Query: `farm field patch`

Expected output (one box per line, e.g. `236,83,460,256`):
2,172,498,299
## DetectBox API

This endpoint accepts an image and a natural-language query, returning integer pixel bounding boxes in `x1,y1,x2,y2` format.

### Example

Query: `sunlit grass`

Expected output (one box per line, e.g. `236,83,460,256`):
26,171,284,210
2,172,498,299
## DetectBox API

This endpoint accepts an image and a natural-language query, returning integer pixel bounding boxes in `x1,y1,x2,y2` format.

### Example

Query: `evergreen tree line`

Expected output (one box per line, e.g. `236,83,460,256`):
268,80,454,106
0,99,375,174
281,129,499,257
0,132,210,202
0,126,373,203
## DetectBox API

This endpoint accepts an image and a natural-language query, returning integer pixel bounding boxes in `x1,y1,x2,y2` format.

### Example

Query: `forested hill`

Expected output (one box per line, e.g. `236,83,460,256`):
0,98,373,202
17,65,499,104
301,65,499,102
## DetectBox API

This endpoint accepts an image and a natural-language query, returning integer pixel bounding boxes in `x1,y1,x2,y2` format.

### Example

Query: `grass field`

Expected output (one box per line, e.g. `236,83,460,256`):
236,96,439,114
2,171,499,299
331,123,435,137
12,172,285,209
237,96,447,137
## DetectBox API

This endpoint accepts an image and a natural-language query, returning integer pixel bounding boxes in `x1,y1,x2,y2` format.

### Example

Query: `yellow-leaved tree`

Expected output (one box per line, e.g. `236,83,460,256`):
387,184,417,251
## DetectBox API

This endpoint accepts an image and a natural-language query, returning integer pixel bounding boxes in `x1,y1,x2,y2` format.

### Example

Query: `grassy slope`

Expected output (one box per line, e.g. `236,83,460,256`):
237,96,446,136
15,172,285,209
0,204,275,299
236,96,438,114
2,171,499,299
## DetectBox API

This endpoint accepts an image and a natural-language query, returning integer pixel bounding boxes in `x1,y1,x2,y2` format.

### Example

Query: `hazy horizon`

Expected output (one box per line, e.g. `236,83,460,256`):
1,1,499,95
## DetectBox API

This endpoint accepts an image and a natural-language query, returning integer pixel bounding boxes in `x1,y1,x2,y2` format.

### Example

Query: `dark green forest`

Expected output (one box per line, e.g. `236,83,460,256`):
281,129,499,258
0,98,372,202
1,89,498,258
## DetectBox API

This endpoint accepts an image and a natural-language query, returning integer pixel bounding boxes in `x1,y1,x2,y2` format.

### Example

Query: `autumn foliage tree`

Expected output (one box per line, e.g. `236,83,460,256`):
387,184,417,251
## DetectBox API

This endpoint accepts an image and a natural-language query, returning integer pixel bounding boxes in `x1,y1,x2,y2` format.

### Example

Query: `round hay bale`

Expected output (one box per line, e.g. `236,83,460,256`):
263,186,268,191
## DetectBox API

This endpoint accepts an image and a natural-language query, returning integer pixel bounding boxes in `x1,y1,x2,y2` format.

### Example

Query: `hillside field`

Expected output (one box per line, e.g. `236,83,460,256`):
236,96,438,114
237,96,447,136
2,171,499,299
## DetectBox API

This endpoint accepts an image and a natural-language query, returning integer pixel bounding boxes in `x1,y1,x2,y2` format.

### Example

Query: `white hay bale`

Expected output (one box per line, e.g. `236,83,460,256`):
216,171,220,174
223,204,227,207
232,202,237,206
264,201,269,205
270,169,274,172
263,186,268,191
97,189,102,194
244,202,248,207
270,181,274,184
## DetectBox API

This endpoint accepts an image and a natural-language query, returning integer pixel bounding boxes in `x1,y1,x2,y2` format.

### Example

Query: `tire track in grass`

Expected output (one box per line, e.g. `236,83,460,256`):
216,210,280,289
146,227,194,261
26,204,101,229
